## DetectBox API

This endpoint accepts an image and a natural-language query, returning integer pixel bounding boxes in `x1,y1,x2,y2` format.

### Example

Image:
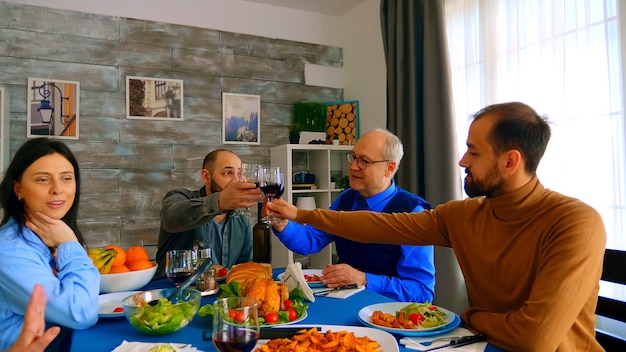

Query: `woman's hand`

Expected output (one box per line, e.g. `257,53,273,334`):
6,284,60,352
24,210,78,248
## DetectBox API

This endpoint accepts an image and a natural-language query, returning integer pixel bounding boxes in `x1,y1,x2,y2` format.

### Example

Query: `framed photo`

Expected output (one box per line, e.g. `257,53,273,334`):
126,76,183,120
222,93,260,145
27,78,80,139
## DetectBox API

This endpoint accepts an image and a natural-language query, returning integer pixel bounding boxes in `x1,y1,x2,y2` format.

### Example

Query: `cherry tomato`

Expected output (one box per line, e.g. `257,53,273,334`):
228,309,237,319
218,268,228,277
287,308,297,321
284,299,294,309
265,312,279,323
113,307,124,313
235,311,246,323
409,313,425,325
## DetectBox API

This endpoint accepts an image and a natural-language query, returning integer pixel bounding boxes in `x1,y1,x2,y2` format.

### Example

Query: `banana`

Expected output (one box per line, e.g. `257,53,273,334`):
88,248,118,273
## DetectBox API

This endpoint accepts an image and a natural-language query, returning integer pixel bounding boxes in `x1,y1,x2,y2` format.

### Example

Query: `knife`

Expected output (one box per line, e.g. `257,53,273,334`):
420,334,486,351
259,326,321,339
313,283,359,296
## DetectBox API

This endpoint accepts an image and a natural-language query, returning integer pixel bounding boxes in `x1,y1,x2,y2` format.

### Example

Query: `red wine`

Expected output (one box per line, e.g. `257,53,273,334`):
167,271,191,285
260,183,284,199
213,327,258,352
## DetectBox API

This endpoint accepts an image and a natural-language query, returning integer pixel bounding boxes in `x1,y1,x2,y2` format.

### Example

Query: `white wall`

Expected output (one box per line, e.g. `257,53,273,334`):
6,0,387,131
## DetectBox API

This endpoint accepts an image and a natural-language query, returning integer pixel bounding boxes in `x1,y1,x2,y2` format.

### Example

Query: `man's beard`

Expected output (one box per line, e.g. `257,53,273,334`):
463,162,505,198
209,179,223,194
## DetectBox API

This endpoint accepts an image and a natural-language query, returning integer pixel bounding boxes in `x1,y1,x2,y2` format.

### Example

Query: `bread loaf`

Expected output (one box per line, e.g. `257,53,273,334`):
225,262,272,284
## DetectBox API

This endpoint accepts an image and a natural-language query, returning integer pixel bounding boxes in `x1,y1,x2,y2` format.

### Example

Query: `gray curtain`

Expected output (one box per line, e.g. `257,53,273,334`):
380,0,468,313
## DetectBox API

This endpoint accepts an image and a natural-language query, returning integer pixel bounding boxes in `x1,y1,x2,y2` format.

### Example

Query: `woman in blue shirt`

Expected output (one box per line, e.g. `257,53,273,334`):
0,138,99,350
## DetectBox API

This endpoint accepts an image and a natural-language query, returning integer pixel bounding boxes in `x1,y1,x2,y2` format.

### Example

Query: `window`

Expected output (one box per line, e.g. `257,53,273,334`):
445,0,625,250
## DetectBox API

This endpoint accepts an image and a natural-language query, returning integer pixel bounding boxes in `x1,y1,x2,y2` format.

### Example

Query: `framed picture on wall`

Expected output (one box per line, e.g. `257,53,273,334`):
27,78,80,140
222,92,260,145
126,76,184,121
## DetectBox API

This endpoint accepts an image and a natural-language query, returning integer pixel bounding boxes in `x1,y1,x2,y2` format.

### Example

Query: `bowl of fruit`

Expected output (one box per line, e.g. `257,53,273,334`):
121,288,201,335
90,245,158,293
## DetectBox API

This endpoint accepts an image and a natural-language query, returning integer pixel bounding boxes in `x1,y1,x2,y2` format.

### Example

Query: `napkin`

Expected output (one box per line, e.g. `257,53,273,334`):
111,340,202,352
312,286,365,299
399,328,487,351
280,261,315,302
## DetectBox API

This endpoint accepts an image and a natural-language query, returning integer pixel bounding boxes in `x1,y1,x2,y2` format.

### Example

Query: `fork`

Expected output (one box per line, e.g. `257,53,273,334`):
404,335,474,346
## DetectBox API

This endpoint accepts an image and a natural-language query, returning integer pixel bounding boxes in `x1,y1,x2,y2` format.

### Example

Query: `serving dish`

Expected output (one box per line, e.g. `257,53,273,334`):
357,302,460,337
255,324,398,351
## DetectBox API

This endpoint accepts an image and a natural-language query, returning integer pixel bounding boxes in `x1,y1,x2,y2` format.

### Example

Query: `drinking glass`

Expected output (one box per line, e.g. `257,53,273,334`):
259,166,284,224
165,249,195,287
212,297,260,352
238,163,261,216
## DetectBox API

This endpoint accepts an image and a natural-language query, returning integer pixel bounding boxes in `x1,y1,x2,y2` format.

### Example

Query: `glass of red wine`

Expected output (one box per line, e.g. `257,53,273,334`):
258,166,284,224
165,249,195,287
212,297,259,352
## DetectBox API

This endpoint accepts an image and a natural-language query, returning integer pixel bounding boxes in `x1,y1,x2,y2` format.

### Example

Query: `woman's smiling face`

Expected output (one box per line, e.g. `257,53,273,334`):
13,153,76,220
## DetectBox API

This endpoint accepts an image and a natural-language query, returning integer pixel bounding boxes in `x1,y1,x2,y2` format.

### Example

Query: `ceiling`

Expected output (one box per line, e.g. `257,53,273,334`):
242,0,365,16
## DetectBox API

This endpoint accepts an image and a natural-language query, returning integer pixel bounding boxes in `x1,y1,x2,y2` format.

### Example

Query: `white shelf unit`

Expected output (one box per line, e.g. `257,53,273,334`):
270,144,353,268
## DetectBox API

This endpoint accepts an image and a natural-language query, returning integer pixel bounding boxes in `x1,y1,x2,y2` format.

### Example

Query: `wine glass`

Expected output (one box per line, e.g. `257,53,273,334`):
212,297,260,352
165,249,195,287
259,166,285,224
238,163,261,216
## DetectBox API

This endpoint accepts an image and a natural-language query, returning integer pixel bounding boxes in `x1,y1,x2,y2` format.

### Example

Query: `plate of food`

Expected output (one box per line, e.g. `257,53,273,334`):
98,291,139,318
277,269,325,288
358,302,460,337
255,324,399,351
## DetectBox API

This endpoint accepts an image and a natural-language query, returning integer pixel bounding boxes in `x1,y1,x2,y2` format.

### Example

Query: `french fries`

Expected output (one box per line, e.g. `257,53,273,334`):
256,327,382,352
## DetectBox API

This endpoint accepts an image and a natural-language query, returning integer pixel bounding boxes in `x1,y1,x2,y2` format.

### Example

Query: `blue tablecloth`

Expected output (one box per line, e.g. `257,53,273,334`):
71,269,503,351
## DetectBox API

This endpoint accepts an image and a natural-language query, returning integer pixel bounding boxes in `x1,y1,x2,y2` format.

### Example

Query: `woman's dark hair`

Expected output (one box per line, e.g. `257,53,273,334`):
0,138,85,244
474,102,551,175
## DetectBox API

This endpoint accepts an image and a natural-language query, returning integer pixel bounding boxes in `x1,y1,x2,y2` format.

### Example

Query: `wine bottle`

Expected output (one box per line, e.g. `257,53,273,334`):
253,202,271,263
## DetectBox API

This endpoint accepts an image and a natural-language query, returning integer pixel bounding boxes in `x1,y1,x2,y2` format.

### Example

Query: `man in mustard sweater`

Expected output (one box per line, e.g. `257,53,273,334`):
266,102,606,351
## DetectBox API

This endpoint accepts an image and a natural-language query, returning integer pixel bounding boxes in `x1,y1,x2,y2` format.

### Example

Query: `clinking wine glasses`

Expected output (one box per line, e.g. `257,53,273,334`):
238,163,261,216
258,166,284,224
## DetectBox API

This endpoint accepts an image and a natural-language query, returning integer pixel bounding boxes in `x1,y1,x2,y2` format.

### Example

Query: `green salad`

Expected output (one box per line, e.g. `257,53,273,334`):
198,282,309,326
127,297,197,335
399,302,448,328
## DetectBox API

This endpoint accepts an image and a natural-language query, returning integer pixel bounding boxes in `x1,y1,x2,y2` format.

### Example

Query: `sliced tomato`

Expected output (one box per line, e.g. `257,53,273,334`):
113,307,124,313
409,313,425,325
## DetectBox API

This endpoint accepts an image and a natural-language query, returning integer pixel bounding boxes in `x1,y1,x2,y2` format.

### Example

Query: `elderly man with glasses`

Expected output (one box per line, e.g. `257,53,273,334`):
269,128,435,302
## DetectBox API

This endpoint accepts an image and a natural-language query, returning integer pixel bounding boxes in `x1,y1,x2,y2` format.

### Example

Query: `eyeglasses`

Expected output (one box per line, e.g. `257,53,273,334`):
346,153,389,170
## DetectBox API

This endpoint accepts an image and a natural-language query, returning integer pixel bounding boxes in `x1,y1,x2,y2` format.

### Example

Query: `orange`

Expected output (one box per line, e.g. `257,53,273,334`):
108,264,130,273
127,259,154,271
125,246,149,264
103,245,126,267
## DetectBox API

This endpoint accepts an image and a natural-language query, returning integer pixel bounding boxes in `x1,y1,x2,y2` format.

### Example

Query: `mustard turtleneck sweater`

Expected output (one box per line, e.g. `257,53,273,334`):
297,178,606,351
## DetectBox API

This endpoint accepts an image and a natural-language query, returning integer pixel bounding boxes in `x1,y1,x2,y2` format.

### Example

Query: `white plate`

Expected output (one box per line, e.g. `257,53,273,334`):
255,324,398,351
358,302,459,336
277,269,325,288
98,291,139,318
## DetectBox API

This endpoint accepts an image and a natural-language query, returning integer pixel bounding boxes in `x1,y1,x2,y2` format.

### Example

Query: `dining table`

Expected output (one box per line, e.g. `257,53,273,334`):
71,268,504,352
